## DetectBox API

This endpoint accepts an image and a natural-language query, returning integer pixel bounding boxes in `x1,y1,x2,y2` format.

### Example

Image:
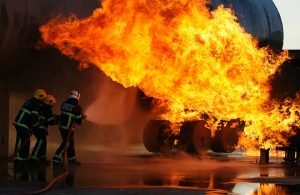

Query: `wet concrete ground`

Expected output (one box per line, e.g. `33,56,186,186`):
1,151,300,194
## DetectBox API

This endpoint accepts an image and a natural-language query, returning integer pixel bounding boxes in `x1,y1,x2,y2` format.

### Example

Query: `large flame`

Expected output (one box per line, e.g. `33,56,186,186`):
252,184,287,195
40,0,299,149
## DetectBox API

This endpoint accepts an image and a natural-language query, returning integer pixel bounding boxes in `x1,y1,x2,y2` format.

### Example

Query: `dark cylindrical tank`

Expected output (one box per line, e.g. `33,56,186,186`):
209,0,283,49
0,0,100,79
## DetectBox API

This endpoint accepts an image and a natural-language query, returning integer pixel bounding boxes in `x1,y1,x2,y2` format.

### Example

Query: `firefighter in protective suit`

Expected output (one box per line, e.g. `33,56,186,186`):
13,89,47,165
30,95,58,163
53,90,85,165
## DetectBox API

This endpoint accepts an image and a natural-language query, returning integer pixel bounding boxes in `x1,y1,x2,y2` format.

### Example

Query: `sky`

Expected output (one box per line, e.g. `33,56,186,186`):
273,0,300,50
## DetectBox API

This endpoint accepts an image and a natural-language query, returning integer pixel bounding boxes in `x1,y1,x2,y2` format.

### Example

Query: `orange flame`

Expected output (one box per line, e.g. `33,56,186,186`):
252,184,287,195
40,0,298,149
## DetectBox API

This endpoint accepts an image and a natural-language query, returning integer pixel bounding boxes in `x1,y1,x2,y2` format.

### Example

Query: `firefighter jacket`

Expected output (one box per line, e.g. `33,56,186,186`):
59,98,83,130
13,98,43,131
36,103,57,134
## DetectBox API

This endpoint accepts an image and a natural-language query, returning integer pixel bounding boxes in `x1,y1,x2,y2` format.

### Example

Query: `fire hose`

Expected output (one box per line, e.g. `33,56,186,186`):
0,124,75,195
27,114,87,194
24,124,75,195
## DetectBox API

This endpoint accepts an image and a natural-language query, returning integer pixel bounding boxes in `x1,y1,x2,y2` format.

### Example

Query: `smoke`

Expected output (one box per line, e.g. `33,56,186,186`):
270,62,300,100
78,75,153,155
85,77,137,125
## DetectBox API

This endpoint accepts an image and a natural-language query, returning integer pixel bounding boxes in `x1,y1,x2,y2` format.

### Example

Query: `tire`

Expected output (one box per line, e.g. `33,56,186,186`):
179,121,211,154
143,120,171,153
211,120,243,153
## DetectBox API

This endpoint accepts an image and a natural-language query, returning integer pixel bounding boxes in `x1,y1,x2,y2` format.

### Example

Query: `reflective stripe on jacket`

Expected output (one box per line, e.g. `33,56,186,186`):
59,98,83,130
38,104,56,130
13,98,42,130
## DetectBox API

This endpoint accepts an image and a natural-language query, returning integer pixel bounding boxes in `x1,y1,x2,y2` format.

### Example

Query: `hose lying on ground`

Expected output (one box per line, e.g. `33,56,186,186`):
2,124,74,195
24,124,74,195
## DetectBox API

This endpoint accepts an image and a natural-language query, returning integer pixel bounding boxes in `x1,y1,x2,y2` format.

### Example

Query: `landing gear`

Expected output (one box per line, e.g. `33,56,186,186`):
179,121,211,155
211,120,242,153
143,120,176,153
143,119,242,155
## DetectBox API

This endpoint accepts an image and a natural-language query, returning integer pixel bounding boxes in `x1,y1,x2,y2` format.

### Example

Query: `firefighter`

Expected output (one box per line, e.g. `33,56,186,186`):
13,89,47,165
30,94,58,163
53,90,85,166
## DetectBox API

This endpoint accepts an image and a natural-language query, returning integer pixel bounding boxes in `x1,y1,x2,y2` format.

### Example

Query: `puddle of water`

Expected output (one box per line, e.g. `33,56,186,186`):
1,156,300,194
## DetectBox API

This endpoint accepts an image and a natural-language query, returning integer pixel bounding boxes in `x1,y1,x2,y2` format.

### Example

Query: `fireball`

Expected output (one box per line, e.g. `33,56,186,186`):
40,0,298,149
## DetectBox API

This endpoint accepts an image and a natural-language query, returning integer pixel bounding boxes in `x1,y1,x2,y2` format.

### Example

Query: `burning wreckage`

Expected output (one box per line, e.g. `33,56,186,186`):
39,0,300,155
143,0,288,155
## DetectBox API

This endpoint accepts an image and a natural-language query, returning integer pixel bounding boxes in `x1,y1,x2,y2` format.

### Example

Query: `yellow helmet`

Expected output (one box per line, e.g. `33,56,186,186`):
33,89,47,100
44,95,56,106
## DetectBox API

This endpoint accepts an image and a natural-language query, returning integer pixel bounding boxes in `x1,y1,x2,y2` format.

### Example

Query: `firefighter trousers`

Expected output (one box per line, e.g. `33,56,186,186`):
31,129,47,161
53,129,76,162
14,125,31,162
